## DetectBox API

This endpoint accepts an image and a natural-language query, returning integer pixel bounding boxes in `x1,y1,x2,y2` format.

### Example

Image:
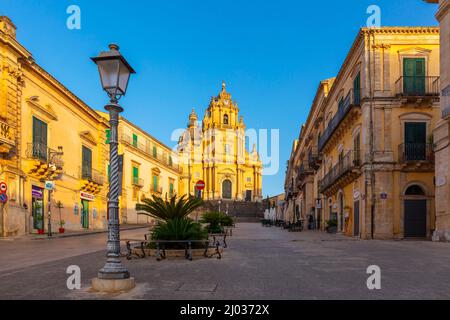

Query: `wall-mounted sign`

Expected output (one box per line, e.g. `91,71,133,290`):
0,193,8,204
195,180,205,191
436,176,447,187
316,199,322,209
80,192,95,201
353,191,360,200
44,181,54,191
0,182,7,193
32,186,44,199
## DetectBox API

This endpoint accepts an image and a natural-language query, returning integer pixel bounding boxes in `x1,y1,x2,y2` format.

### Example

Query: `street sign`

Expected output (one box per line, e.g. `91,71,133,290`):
0,193,8,204
195,180,205,191
45,181,54,191
0,182,7,193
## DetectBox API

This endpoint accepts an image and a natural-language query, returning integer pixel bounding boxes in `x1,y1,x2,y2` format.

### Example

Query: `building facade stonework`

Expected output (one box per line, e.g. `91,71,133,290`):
178,83,263,202
426,0,450,241
285,27,441,240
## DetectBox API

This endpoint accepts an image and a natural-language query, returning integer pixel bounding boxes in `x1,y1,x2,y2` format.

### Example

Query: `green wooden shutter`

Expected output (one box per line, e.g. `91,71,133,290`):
132,166,139,184
132,134,138,147
153,175,158,191
153,146,157,158
169,182,174,196
404,58,425,95
82,146,92,178
353,72,361,104
33,117,48,161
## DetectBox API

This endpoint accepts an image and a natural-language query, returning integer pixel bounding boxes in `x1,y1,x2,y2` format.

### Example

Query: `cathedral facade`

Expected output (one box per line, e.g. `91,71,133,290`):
178,83,263,202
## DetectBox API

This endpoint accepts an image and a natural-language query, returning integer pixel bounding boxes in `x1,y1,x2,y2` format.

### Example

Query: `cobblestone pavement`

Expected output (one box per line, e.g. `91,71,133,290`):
1,223,450,300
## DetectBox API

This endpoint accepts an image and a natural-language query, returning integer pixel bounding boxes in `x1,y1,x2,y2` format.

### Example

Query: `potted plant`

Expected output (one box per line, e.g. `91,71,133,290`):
59,220,66,234
326,219,338,234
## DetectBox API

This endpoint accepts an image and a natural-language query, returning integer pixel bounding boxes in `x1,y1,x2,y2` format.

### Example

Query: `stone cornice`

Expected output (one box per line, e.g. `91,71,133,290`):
26,96,58,121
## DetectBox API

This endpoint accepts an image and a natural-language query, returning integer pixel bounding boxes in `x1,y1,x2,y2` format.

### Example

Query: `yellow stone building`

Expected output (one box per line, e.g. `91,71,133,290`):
178,83,263,202
97,112,182,224
0,16,109,236
285,27,441,239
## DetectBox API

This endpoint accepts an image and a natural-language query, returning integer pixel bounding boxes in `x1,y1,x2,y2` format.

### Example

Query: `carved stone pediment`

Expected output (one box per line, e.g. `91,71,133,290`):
27,96,58,121
79,131,97,146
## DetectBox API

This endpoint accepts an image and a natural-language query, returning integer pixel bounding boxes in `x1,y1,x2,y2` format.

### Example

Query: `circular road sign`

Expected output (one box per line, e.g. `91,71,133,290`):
0,182,7,193
195,180,205,191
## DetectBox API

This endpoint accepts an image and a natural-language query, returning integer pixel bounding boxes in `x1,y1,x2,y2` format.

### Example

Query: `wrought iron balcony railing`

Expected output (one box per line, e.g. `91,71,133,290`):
150,184,163,194
132,177,145,187
121,133,180,172
319,150,361,193
318,88,361,151
27,143,64,168
395,76,440,97
81,168,105,185
307,146,322,170
398,143,434,163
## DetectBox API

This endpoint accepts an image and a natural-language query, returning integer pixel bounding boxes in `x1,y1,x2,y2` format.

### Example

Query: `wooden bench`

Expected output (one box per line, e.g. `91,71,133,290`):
122,238,222,261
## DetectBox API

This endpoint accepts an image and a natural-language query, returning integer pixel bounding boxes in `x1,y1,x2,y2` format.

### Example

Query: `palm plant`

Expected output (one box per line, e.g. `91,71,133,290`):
151,218,208,241
136,194,204,222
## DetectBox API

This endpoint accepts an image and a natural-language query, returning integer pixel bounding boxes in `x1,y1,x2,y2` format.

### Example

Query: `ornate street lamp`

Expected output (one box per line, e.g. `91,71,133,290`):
91,44,135,284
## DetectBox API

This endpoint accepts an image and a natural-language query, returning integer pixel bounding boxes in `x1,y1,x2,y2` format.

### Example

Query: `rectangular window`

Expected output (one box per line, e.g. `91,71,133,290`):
353,72,361,104
169,179,174,197
132,166,139,185
169,155,173,166
32,117,48,161
403,58,426,95
224,144,230,154
404,122,427,161
82,146,92,179
132,134,138,147
153,175,158,192
153,146,157,158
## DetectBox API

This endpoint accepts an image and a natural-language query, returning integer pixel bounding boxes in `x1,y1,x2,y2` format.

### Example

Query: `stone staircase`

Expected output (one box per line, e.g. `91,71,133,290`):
201,200,264,223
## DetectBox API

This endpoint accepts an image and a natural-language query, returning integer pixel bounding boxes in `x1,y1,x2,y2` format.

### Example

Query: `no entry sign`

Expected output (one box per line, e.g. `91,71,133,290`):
0,182,7,193
195,180,205,191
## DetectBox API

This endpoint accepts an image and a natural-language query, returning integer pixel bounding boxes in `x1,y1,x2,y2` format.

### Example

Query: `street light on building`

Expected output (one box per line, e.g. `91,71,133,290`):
91,44,136,292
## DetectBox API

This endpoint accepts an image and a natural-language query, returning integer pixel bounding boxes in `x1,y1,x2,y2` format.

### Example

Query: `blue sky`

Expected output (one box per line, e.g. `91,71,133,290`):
1,0,438,197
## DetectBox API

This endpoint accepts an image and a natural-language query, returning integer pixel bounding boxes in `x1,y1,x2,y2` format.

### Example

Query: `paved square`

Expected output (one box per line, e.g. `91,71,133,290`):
0,223,449,299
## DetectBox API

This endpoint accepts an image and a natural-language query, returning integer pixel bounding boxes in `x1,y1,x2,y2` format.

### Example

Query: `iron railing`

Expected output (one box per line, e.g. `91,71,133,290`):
81,168,105,185
318,88,361,151
121,133,180,172
308,146,322,170
395,76,440,96
27,143,64,168
319,150,361,193
150,184,163,194
132,177,145,187
398,143,434,163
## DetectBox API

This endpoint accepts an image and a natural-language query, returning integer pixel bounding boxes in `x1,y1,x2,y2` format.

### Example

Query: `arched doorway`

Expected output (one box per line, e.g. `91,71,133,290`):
404,184,427,238
222,180,232,199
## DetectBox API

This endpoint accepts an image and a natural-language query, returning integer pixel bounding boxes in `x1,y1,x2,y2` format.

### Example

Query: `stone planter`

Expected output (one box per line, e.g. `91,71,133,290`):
327,226,337,234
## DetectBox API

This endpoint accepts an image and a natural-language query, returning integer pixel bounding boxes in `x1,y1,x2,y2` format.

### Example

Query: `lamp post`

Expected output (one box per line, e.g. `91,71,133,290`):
91,44,135,284
46,146,64,239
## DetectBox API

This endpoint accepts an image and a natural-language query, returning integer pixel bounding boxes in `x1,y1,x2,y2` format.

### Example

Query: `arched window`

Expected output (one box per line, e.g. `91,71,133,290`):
405,185,425,196
223,114,229,125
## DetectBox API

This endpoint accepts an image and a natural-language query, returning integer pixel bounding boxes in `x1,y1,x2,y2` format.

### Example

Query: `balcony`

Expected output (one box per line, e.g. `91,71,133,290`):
81,168,105,185
319,150,361,195
121,133,181,172
308,146,322,170
150,184,163,194
318,88,361,152
27,143,64,168
395,76,440,105
398,143,434,167
0,120,15,155
132,177,145,188
295,161,314,187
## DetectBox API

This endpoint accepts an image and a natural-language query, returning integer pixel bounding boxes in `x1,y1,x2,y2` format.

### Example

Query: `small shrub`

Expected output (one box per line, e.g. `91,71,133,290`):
149,218,208,249
200,212,234,233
